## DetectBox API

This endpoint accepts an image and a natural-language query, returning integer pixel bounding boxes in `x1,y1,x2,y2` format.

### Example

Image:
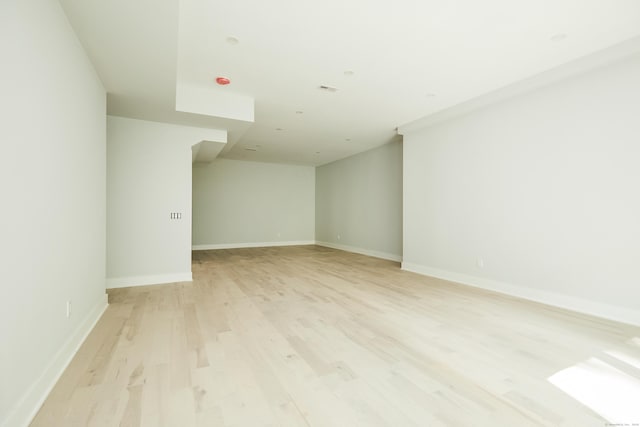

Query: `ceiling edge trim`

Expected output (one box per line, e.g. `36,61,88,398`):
398,35,640,135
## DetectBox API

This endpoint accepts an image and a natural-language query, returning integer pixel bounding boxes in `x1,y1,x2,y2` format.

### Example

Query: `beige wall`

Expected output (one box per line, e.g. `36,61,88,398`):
106,116,225,288
192,159,316,248
402,54,640,325
0,1,106,425
315,141,403,261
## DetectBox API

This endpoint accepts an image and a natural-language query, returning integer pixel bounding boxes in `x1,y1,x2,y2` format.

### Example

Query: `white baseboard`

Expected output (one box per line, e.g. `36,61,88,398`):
316,241,402,262
106,272,193,289
192,240,316,250
1,293,109,427
402,262,640,327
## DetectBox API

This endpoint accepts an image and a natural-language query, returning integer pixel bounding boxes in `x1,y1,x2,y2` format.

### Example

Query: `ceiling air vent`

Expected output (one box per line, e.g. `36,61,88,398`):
319,85,338,93
244,148,257,152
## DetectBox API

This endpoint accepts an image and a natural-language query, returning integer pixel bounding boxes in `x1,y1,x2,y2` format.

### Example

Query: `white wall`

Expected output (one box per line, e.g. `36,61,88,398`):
0,1,107,425
107,116,225,287
192,159,315,248
315,141,403,261
402,54,640,325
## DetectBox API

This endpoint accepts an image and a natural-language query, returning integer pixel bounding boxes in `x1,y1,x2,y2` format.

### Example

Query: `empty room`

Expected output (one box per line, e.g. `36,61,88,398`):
3,0,640,426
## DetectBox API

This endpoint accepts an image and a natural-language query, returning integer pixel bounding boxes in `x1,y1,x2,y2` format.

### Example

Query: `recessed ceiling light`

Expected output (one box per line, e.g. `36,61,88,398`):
226,36,239,45
550,33,568,42
344,70,354,76
216,76,231,85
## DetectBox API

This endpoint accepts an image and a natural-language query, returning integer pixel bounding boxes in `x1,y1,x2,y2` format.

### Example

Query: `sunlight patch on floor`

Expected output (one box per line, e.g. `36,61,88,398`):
606,349,640,371
548,357,640,424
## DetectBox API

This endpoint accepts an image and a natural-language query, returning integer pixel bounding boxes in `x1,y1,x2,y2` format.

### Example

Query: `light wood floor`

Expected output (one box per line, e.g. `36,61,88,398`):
32,246,640,426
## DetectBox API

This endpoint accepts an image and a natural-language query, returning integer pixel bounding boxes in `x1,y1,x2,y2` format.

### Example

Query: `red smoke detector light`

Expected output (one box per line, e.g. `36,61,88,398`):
216,76,231,85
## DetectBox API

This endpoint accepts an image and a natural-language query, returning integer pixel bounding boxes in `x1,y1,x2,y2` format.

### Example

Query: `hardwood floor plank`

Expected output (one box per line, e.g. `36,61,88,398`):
31,245,640,426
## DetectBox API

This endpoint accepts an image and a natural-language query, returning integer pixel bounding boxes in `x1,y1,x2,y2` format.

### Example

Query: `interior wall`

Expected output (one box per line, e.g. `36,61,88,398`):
315,141,403,261
0,1,107,425
402,54,640,325
106,116,225,287
192,159,315,248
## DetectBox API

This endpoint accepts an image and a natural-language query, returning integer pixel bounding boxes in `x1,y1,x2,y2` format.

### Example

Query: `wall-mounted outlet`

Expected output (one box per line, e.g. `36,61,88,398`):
337,234,341,240
277,232,281,238
66,300,71,318
476,257,485,269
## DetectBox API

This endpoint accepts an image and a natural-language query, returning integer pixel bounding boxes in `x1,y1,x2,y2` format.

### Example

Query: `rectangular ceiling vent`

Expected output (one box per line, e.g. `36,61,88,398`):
319,85,338,93
244,148,257,151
